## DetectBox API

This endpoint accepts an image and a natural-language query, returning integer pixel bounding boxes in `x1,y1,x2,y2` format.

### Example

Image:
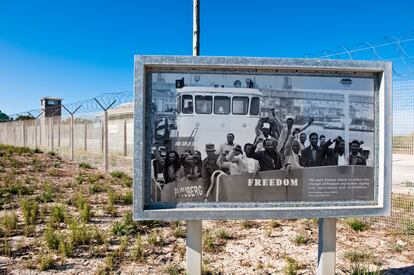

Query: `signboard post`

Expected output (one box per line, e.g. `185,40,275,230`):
133,55,392,274
186,1,202,274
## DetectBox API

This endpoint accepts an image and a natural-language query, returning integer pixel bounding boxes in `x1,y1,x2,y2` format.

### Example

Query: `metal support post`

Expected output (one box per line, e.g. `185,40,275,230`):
92,98,116,171
317,218,337,275
58,118,61,147
186,220,202,275
70,114,74,160
103,111,109,171
186,1,202,275
123,119,127,157
35,119,38,149
23,121,27,147
50,117,54,152
61,104,81,161
84,122,87,151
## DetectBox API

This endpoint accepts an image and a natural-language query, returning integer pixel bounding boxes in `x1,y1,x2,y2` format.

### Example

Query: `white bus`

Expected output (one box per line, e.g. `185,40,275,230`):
174,87,263,158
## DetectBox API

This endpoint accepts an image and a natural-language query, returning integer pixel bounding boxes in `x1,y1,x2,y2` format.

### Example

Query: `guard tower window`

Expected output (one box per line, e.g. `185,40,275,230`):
232,96,249,115
214,96,230,115
182,95,193,114
250,97,260,115
195,95,212,114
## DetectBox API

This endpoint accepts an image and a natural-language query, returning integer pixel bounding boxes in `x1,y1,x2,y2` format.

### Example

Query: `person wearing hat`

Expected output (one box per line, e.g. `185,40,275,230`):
202,144,219,193
349,140,366,165
254,117,277,152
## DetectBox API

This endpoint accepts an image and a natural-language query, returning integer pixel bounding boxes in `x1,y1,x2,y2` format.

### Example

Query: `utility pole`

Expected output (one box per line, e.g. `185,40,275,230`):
187,1,202,275
193,0,200,56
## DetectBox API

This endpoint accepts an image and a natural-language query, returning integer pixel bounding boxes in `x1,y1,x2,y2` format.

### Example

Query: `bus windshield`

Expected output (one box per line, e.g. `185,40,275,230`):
214,96,230,115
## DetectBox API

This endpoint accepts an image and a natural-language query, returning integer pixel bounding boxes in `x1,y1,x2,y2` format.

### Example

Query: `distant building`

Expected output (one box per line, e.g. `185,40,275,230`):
41,97,63,117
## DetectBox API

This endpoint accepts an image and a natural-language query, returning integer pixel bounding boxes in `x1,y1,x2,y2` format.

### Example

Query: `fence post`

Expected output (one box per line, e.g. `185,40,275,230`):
58,118,61,148
13,122,16,146
123,119,127,157
101,120,104,154
93,98,116,172
84,122,87,151
186,220,202,275
104,111,109,171
39,119,42,148
317,218,337,275
23,120,27,147
70,114,74,160
50,117,54,152
35,119,38,149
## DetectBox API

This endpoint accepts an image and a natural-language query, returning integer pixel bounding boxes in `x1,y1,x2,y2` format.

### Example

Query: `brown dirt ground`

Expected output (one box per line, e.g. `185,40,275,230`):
0,146,413,274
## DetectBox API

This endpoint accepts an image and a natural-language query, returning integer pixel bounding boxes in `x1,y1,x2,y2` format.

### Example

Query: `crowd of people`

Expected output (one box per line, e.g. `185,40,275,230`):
152,109,371,194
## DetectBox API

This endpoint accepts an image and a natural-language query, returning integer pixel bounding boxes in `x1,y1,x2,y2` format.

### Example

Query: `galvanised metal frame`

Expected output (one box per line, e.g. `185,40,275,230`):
133,55,392,221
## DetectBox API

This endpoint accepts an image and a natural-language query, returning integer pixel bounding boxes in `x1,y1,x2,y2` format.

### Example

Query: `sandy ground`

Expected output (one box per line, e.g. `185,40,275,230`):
0,147,413,274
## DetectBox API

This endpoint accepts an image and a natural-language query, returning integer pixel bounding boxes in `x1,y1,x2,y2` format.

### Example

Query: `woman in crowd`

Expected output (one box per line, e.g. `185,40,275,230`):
163,151,185,183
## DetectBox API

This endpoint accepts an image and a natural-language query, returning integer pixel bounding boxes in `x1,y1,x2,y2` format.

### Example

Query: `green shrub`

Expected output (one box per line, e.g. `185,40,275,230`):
72,191,87,210
1,213,18,234
112,212,138,236
216,228,232,240
20,198,39,225
401,219,414,235
38,253,54,271
89,183,105,194
34,148,43,154
41,182,54,203
79,162,92,169
164,264,181,275
241,220,255,229
293,233,309,246
50,204,66,224
110,171,132,187
8,181,32,195
346,218,368,232
44,225,60,250
69,219,92,246
79,203,93,223
0,238,12,256
271,220,281,228
147,230,164,246
174,227,186,239
58,237,73,258
284,256,300,275
123,191,133,205
131,235,144,262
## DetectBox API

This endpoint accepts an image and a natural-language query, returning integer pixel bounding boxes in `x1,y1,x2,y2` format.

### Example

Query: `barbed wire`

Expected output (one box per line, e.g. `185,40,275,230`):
6,91,133,120
4,32,414,120
305,32,414,78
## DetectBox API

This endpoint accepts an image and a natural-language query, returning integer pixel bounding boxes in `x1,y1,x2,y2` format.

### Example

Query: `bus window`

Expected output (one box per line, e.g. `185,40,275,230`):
177,95,181,114
182,95,193,114
214,96,230,115
195,95,212,114
232,96,249,115
250,97,260,115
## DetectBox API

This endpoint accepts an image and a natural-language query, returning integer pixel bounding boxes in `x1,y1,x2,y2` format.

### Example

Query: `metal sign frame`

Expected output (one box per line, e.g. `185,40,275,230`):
133,55,392,221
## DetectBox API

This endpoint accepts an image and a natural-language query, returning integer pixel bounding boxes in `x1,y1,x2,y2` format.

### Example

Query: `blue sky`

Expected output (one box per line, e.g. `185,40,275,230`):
0,0,413,115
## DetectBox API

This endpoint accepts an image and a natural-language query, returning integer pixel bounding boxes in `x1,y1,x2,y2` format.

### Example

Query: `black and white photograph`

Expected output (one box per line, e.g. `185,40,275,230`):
149,71,375,204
